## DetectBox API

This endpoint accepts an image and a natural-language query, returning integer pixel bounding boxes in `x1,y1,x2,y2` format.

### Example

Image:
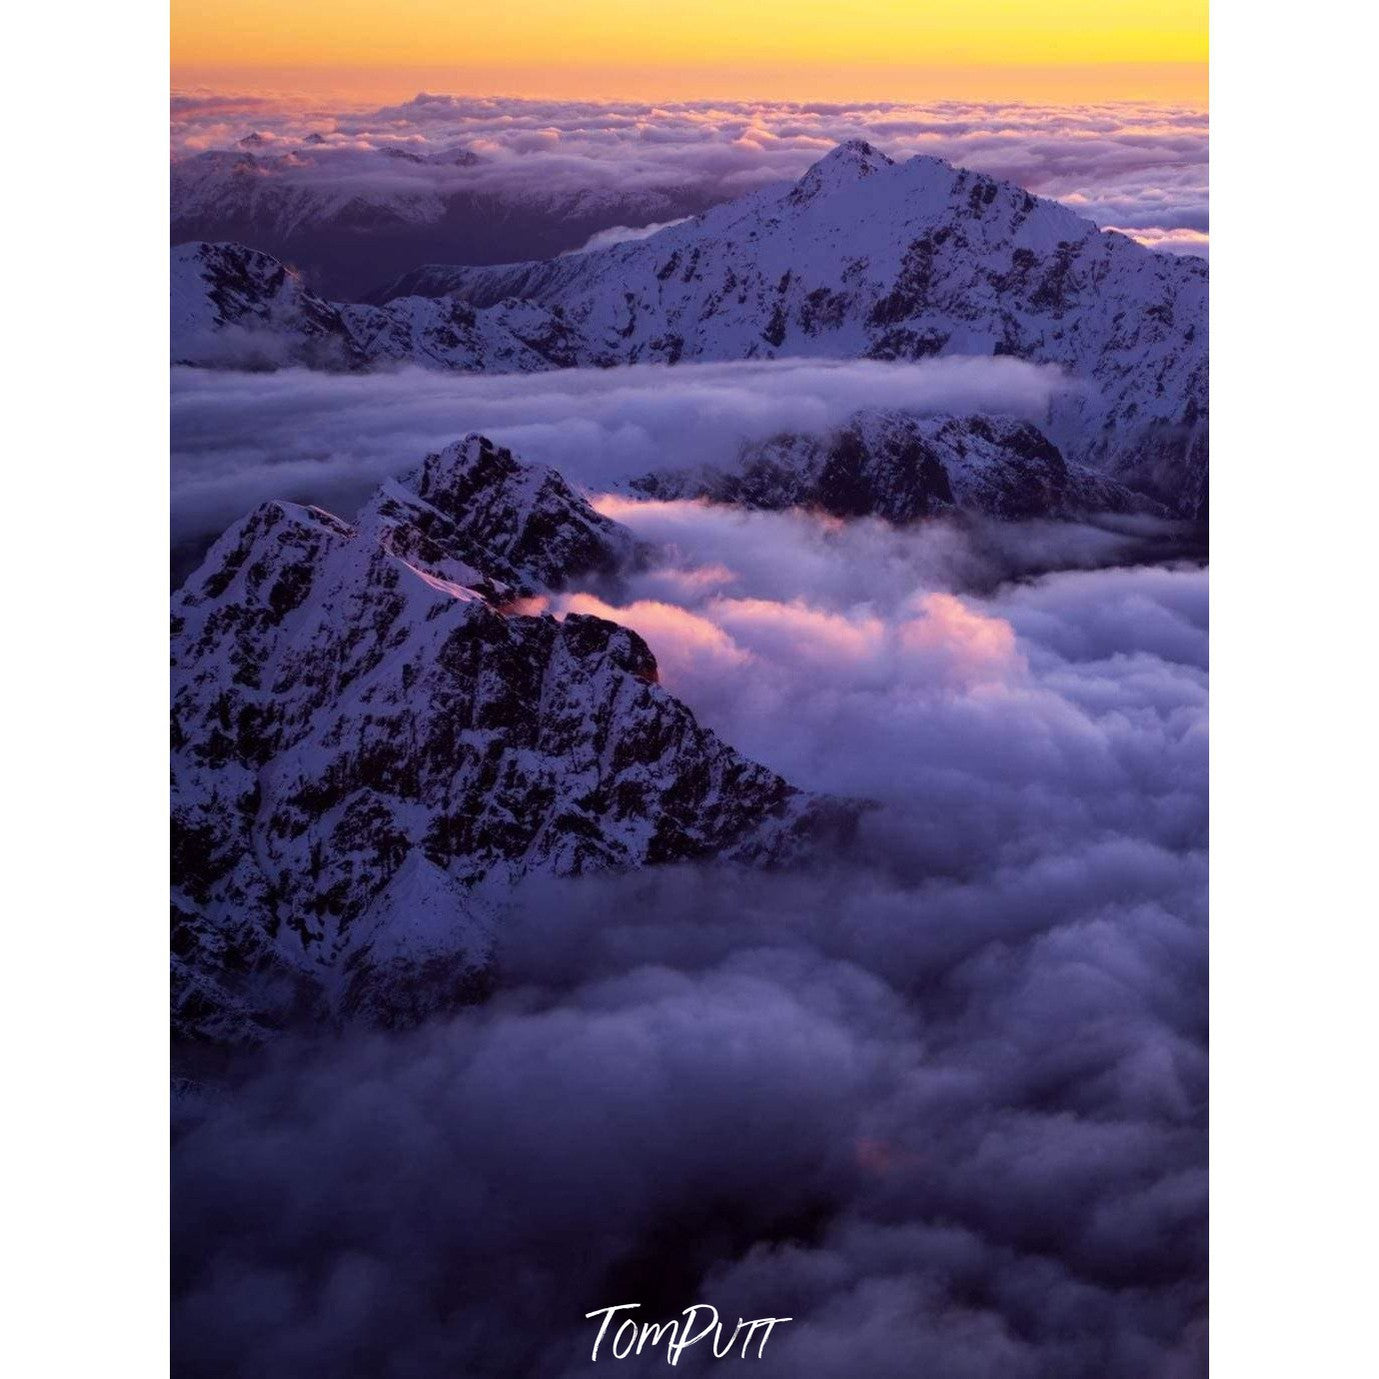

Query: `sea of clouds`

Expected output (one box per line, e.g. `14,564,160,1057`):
172,522,1206,1377
171,92,1208,256
171,359,1206,1375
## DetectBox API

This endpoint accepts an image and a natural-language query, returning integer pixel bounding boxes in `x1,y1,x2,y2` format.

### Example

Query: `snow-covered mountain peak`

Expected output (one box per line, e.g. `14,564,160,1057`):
414,433,553,514
359,433,640,595
172,437,848,1041
792,138,897,197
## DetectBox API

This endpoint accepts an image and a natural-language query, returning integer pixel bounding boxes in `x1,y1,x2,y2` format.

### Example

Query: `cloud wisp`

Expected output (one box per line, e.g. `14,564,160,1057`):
169,356,1069,569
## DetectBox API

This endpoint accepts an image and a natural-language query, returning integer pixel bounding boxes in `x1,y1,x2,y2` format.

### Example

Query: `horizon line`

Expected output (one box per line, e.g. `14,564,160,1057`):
171,61,1208,109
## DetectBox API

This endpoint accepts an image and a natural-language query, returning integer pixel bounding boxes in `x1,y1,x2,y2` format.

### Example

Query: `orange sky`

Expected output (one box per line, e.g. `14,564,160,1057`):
171,0,1207,105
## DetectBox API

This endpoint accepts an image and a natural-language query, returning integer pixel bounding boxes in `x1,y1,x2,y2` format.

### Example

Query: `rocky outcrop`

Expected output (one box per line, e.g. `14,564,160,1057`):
362,434,641,594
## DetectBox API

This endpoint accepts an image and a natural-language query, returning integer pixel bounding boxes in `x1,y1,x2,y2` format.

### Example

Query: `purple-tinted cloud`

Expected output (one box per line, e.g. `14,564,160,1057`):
172,535,1207,1377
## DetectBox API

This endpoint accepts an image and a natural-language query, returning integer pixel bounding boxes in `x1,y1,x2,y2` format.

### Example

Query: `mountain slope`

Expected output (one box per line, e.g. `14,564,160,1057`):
427,141,1206,512
172,436,842,1043
632,411,1166,522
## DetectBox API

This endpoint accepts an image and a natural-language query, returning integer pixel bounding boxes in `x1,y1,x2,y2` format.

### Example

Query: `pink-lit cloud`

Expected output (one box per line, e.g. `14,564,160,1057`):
560,592,753,682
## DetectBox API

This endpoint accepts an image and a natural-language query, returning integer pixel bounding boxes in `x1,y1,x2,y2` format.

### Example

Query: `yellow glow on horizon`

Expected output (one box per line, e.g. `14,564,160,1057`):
172,0,1207,103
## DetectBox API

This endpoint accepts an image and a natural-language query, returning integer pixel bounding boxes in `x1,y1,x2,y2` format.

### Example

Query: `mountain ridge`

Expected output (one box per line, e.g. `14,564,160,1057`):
171,141,1207,515
407,142,1206,513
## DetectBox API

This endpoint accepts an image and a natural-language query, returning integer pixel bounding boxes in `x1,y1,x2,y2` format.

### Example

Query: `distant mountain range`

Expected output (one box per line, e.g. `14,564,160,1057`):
172,141,1207,517
171,144,720,299
172,436,850,1043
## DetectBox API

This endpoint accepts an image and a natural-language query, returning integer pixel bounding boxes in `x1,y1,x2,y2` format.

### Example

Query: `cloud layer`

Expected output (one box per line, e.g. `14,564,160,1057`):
171,92,1208,256
170,356,1069,570
173,513,1207,1376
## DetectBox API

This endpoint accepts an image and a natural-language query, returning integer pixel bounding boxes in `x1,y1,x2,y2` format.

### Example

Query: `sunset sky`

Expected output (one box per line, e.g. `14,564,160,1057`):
172,0,1208,104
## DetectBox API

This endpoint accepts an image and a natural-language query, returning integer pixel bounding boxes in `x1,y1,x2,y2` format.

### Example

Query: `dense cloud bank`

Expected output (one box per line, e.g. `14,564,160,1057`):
172,493,1207,1375
558,510,1207,833
171,91,1208,256
169,357,1068,574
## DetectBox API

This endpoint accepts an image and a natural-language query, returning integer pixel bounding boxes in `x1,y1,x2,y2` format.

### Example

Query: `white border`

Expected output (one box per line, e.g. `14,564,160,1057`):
7,1,169,1373
1211,1,1377,1374
6,1,1378,1375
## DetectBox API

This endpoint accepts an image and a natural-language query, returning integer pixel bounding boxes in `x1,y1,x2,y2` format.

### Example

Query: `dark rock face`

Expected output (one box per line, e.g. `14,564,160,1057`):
632,411,1166,523
172,436,847,1044
377,435,640,593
